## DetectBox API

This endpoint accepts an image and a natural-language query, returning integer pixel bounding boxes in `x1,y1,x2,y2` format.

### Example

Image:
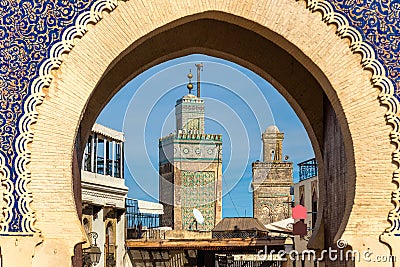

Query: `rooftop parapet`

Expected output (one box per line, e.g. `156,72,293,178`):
92,123,124,142
252,161,292,168
175,94,204,106
159,132,222,142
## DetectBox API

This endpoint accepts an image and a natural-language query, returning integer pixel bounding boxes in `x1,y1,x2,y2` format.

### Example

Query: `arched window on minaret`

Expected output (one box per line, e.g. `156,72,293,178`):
262,125,284,162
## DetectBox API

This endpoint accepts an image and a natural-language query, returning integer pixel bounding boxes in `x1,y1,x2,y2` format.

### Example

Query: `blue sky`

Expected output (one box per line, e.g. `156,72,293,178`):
96,54,314,218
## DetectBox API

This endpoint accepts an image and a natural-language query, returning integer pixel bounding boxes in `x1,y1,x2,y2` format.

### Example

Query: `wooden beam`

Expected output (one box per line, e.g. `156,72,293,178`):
126,238,285,249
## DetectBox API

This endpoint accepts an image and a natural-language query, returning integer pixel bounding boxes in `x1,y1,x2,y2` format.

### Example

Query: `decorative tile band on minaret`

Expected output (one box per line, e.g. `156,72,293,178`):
159,65,222,231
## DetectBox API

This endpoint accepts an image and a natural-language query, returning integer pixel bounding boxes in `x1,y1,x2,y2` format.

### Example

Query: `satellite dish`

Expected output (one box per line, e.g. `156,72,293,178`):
193,208,204,224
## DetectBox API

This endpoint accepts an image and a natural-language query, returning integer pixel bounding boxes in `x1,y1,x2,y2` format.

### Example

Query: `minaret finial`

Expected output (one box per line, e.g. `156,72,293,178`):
187,69,193,94
195,63,203,97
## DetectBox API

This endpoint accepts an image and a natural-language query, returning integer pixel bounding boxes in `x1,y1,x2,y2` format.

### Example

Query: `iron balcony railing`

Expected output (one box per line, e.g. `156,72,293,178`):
298,158,318,181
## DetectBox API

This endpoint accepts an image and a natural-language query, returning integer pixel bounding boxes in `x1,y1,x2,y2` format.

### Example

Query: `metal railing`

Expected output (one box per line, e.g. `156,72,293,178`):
125,198,160,239
298,158,318,181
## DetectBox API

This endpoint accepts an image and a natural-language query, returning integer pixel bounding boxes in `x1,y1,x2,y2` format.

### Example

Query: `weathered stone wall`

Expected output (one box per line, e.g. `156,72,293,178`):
253,162,293,225
159,163,174,227
72,141,83,267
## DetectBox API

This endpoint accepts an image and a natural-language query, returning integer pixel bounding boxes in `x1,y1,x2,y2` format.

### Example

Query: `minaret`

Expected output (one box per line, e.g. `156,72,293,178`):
159,64,222,231
175,69,205,134
252,126,293,225
262,125,284,162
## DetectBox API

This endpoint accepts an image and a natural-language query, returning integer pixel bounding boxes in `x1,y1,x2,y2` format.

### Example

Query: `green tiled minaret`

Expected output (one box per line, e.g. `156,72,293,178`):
159,65,222,231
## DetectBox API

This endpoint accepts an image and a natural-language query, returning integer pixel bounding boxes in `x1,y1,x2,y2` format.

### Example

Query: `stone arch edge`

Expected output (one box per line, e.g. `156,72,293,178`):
0,0,123,258
0,0,397,257
303,0,400,245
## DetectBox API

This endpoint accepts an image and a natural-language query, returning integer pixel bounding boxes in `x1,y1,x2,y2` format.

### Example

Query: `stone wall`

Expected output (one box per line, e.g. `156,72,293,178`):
253,162,293,225
321,98,349,267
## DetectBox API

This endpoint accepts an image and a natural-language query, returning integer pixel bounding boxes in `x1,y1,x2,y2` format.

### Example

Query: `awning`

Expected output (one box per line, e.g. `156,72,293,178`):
137,200,164,215
264,218,294,233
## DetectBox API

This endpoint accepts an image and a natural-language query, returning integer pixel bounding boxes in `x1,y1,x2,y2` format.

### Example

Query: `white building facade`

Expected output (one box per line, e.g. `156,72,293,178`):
81,123,128,267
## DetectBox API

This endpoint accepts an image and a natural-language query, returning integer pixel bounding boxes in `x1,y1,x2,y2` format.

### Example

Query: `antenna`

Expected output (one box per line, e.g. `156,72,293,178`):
193,208,204,225
195,63,203,97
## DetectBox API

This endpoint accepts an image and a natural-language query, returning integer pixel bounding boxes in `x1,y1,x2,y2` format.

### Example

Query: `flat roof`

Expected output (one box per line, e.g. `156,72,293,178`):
92,123,124,142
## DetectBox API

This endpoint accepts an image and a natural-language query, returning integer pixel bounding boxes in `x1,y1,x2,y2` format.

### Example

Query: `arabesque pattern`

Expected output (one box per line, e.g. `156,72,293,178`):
327,0,400,95
303,0,400,240
0,0,119,234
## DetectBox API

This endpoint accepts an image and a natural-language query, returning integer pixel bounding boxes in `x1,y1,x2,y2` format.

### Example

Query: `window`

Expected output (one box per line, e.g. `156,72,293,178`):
106,140,112,176
114,143,121,178
84,135,92,172
299,191,305,225
186,118,200,133
105,221,116,267
300,194,304,206
312,190,317,229
96,138,104,175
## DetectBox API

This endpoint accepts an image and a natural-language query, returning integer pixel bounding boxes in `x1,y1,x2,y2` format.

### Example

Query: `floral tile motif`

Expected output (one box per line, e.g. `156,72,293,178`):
181,171,216,231
327,0,400,96
0,0,98,234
